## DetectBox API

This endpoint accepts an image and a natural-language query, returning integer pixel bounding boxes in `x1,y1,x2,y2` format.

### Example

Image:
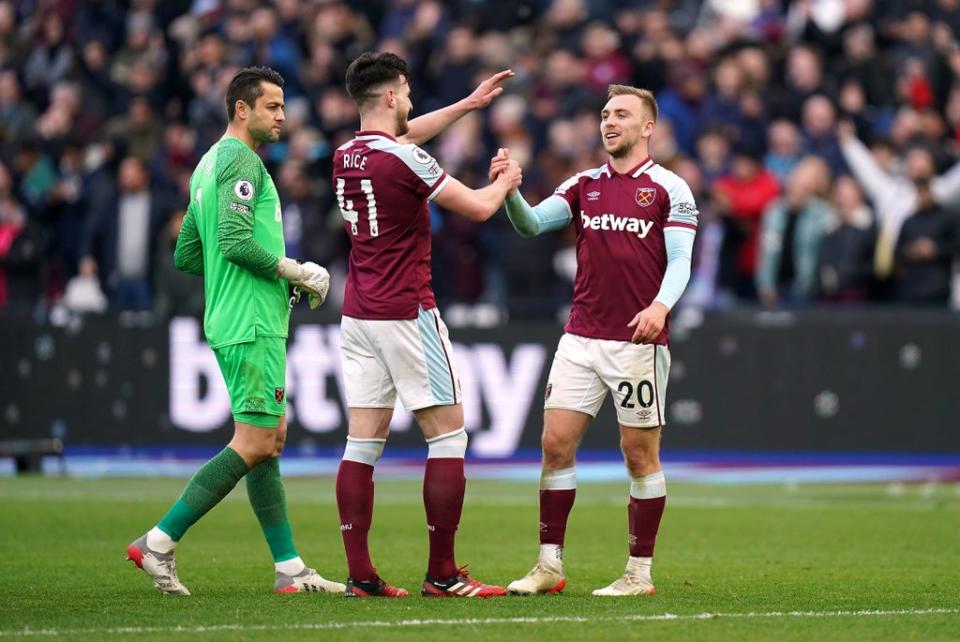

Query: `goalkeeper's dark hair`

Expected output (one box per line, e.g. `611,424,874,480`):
225,66,285,121
345,52,410,111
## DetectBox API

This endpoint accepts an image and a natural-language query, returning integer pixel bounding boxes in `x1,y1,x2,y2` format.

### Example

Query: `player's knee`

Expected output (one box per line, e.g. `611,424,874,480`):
229,433,278,466
621,444,659,476
542,430,576,468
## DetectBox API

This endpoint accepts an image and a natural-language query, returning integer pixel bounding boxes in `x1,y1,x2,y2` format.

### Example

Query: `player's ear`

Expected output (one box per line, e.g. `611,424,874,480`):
384,88,395,109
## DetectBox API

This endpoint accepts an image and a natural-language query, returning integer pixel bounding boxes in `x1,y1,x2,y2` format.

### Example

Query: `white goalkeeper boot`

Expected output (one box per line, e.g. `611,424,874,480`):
507,545,566,595
592,556,655,596
126,533,191,595
275,567,346,593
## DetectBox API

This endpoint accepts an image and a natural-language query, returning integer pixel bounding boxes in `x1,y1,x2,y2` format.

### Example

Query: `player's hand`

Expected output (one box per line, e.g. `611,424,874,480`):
277,258,330,310
489,147,512,182
466,70,515,110
296,261,330,309
495,159,522,193
627,301,669,344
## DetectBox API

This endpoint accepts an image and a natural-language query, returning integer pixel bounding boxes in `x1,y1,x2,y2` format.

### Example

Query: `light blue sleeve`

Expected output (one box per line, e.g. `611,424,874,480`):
504,191,572,237
653,227,696,310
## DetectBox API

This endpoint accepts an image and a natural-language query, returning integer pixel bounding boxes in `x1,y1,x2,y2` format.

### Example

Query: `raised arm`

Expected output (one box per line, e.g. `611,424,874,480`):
931,157,960,206
399,70,514,146
503,192,572,237
173,202,204,276
838,121,893,206
488,148,572,236
431,163,521,222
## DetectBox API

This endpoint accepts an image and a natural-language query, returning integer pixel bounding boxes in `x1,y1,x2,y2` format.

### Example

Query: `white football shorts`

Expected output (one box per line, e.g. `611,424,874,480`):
340,306,462,411
544,333,671,428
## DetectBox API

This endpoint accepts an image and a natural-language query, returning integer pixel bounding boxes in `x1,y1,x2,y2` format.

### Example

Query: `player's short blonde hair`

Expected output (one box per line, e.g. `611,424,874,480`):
607,85,658,122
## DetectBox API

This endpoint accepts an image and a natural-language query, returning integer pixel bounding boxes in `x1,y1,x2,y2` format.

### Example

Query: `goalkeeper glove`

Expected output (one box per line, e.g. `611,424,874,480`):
277,257,330,310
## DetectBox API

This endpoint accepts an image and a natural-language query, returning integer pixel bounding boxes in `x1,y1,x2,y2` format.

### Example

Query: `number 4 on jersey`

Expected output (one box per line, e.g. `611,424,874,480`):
337,178,379,237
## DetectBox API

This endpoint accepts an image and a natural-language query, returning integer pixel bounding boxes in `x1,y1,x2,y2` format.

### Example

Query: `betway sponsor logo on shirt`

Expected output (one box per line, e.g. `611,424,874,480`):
580,211,654,238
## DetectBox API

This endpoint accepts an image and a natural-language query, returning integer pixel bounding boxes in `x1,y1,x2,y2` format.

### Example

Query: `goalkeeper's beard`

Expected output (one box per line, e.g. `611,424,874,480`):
251,124,278,146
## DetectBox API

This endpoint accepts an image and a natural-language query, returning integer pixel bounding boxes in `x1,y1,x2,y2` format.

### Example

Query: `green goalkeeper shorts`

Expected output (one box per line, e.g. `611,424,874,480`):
213,337,287,429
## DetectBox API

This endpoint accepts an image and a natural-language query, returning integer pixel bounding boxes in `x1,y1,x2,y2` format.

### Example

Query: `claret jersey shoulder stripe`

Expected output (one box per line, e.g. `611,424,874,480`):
552,157,699,344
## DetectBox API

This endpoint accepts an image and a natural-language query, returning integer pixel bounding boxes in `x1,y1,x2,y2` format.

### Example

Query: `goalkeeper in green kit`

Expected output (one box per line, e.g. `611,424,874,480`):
126,67,344,595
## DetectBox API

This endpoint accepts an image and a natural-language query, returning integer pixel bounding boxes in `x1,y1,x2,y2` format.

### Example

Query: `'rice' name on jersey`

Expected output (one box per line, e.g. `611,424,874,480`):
333,131,449,320
552,157,698,345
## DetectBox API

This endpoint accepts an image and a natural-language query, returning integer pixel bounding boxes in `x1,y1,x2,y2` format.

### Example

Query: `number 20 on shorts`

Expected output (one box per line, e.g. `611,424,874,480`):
618,380,654,409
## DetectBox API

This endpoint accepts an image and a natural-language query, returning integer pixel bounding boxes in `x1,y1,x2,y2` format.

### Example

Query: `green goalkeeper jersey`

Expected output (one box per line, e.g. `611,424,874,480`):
174,137,289,348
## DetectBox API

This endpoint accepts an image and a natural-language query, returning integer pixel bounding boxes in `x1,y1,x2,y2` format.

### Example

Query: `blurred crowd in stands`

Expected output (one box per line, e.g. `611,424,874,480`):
2,0,960,321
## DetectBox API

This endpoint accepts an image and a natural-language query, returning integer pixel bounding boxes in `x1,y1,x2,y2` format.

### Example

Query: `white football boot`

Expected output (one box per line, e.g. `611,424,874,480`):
275,567,347,593
591,574,655,596
507,561,566,595
126,534,191,595
592,558,655,596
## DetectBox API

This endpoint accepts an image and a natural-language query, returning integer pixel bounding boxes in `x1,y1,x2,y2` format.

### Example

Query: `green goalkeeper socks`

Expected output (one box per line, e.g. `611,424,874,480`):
157,447,249,542
246,457,298,563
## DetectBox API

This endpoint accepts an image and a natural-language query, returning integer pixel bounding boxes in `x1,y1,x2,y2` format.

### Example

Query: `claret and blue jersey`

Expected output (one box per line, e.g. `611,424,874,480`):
551,157,699,344
332,130,449,320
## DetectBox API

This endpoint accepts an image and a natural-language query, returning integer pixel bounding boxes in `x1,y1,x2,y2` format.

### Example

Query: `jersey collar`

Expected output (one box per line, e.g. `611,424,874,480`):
607,156,654,177
355,130,397,141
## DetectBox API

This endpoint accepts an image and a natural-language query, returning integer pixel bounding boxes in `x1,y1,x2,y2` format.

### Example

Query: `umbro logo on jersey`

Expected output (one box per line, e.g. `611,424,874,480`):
636,187,656,207
587,191,601,201
580,211,654,238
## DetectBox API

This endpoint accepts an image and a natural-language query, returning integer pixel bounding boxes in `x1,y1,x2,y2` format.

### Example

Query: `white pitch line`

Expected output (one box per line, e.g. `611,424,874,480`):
1,608,956,637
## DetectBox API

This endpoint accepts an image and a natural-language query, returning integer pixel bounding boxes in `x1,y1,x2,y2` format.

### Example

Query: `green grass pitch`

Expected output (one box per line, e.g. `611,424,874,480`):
1,477,958,641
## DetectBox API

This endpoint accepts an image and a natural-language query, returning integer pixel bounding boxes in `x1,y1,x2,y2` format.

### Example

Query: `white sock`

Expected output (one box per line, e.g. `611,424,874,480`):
626,555,652,578
275,556,306,576
539,544,564,571
146,526,176,554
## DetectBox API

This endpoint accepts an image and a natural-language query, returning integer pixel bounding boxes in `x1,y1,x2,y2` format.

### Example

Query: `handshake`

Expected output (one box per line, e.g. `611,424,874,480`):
488,148,522,194
277,257,330,310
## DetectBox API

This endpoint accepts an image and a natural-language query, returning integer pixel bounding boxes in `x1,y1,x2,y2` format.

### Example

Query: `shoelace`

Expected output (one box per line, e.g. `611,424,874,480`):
456,564,487,588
